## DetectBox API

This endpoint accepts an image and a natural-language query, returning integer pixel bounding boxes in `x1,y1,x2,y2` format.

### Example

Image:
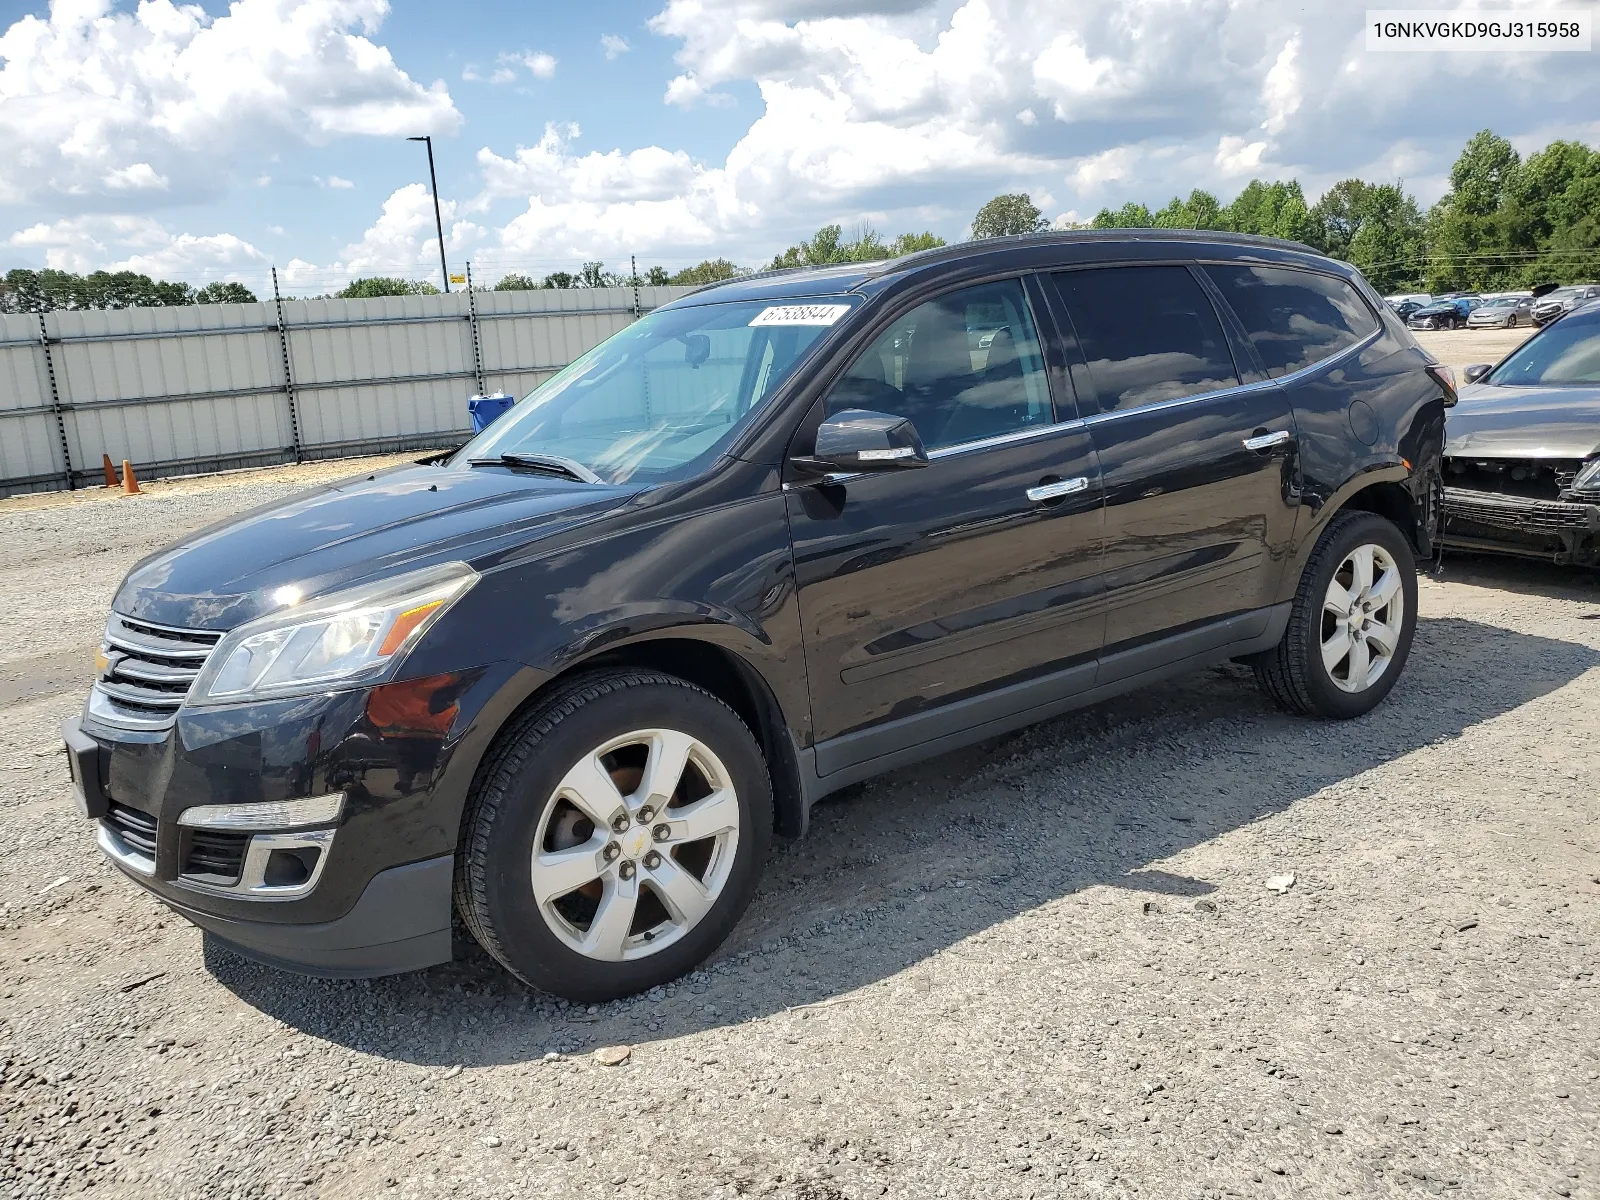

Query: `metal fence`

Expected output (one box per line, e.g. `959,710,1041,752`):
0,284,695,498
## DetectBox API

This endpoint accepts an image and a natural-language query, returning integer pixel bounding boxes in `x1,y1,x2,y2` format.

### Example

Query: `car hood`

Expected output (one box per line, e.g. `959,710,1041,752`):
114,462,644,630
1445,384,1600,460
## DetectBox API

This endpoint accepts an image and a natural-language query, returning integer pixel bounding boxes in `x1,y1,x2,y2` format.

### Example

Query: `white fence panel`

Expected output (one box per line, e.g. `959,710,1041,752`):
0,314,63,488
0,285,697,498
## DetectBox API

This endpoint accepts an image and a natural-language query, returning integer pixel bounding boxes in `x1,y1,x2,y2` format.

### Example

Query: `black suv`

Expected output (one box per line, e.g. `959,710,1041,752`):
63,232,1449,1001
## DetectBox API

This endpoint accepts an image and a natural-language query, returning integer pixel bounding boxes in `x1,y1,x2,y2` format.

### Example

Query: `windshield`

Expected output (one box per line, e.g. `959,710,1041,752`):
1485,310,1600,386
1483,298,1515,307
456,297,856,483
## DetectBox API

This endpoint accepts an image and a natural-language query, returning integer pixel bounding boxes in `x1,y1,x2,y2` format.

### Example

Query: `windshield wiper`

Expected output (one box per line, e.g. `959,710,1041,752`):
466,453,602,484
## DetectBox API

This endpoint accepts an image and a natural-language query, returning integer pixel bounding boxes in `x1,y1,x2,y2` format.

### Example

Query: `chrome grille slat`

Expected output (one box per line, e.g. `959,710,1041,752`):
92,614,223,732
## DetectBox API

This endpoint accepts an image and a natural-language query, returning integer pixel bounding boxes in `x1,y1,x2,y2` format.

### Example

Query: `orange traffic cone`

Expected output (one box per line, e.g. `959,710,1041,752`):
121,460,141,495
102,454,117,488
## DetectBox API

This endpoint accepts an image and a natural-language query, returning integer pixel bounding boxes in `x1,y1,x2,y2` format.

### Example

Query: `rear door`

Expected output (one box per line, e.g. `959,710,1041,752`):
1045,263,1299,672
785,276,1106,771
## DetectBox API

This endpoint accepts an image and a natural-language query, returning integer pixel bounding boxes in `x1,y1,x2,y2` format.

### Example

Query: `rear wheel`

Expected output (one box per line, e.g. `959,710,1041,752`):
1252,511,1418,719
455,671,773,1001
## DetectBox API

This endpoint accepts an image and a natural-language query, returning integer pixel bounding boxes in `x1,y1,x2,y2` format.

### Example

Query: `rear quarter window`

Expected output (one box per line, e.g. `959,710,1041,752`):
1205,265,1378,378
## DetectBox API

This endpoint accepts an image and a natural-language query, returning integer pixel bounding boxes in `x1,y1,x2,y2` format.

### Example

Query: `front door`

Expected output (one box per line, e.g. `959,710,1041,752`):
1045,264,1299,669
785,277,1106,774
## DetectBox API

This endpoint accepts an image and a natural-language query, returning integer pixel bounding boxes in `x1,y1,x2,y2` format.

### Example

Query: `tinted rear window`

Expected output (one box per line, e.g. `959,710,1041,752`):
1052,265,1240,414
1206,265,1378,378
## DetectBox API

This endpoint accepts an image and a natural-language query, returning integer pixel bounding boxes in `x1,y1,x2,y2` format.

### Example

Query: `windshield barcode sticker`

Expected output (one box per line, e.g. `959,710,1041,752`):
749,304,851,327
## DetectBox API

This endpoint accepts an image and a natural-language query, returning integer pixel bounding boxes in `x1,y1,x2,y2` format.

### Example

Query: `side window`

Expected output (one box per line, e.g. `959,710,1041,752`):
1205,264,1379,378
1052,266,1240,414
826,278,1052,451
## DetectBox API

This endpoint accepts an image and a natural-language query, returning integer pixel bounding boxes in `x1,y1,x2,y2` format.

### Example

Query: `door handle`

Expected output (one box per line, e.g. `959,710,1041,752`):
1242,429,1292,452
1027,476,1089,503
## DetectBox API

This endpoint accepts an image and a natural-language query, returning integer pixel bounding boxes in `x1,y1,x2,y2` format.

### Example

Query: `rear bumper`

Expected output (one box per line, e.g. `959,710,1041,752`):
167,854,455,978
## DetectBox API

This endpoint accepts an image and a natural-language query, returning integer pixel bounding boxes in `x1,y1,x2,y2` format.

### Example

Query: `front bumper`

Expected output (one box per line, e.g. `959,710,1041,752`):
62,660,523,976
171,854,454,978
1443,486,1600,563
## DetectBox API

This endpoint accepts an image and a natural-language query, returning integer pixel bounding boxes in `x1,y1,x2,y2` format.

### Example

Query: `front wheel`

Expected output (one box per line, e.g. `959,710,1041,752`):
455,671,773,1001
1251,511,1418,719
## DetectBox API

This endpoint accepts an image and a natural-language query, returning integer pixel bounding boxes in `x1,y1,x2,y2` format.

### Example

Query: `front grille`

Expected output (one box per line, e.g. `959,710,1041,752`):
181,829,248,887
93,614,222,730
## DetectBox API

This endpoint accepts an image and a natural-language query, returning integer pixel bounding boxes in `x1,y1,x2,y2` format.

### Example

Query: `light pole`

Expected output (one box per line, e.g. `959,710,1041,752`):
407,135,450,293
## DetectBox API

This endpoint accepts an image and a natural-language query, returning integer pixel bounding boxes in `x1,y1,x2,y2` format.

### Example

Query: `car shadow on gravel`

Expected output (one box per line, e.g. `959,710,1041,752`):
1433,552,1600,602
206,614,1598,1065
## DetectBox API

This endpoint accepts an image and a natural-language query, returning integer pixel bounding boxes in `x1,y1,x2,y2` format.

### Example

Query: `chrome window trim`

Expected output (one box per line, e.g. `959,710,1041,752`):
1078,326,1381,428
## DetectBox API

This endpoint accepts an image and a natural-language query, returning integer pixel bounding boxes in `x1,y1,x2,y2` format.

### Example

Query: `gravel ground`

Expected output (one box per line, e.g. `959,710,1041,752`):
2,459,1597,1200
1410,326,1533,374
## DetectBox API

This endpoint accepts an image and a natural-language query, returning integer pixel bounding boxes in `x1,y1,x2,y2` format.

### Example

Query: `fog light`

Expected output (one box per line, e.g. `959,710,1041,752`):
177,793,345,831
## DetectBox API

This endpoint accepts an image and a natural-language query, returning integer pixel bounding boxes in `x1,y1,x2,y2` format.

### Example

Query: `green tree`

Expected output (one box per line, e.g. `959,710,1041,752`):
971,193,1049,239
1344,185,1427,292
1424,130,1522,290
769,223,897,269
1221,180,1319,244
193,281,257,304
887,231,946,256
669,258,742,285
644,266,672,286
1151,190,1223,230
1091,202,1154,228
335,277,439,298
493,273,542,290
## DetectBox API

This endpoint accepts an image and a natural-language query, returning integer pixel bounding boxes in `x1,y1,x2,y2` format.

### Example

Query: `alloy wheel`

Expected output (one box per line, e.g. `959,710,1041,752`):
1320,543,1405,693
530,728,740,961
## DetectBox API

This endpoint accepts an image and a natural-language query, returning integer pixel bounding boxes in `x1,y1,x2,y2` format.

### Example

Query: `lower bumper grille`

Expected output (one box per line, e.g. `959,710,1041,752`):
1444,488,1600,533
181,829,249,887
104,802,157,860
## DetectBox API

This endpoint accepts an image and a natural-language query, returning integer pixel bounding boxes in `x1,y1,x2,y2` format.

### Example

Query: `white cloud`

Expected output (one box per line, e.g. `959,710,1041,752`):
9,214,268,279
104,163,168,191
601,34,631,59
319,175,357,189
0,0,460,207
500,50,556,80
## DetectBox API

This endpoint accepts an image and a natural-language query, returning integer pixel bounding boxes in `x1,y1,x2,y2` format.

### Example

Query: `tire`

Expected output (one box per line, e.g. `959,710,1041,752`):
455,670,773,1002
1251,511,1418,719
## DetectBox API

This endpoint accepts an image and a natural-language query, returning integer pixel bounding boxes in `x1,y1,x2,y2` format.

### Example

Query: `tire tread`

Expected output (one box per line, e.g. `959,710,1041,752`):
1253,510,1407,718
453,669,745,990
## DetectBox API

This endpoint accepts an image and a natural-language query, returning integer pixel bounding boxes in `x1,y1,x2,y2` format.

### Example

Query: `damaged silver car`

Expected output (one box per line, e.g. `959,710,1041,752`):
1444,300,1600,565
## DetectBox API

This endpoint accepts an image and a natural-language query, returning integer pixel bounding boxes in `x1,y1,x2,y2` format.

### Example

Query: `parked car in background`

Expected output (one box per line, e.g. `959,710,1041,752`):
1532,284,1600,326
1467,295,1534,329
1386,293,1431,311
63,230,1449,1000
1392,297,1431,323
1409,296,1479,330
1444,300,1600,564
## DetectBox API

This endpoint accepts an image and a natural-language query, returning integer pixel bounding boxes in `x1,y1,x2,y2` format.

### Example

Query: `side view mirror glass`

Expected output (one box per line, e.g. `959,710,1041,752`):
1463,363,1492,384
792,409,929,476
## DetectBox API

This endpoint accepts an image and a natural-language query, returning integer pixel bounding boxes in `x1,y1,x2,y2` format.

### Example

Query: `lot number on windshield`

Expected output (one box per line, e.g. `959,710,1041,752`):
749,304,851,327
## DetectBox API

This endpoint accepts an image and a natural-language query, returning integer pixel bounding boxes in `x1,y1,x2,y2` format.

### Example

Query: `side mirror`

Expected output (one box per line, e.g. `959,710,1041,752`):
792,409,929,476
1463,363,1492,384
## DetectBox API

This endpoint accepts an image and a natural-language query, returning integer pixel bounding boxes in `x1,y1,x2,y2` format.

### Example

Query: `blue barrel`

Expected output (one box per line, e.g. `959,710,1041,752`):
467,393,515,433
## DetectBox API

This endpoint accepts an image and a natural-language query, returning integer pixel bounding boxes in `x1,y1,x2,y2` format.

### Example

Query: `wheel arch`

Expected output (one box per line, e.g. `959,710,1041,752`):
448,629,810,852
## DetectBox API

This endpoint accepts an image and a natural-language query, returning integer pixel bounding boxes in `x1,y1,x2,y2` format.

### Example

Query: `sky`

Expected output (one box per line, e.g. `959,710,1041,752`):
0,0,1596,295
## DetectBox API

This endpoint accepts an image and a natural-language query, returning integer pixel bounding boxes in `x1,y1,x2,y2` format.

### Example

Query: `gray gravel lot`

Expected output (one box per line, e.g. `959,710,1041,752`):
1,458,1596,1200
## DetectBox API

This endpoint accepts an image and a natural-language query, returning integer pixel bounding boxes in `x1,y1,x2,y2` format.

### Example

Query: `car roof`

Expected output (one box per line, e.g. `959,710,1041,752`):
664,228,1331,308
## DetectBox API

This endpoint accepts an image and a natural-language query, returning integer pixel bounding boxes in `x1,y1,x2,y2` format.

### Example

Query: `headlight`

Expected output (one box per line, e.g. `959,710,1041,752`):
187,562,478,706
1573,458,1600,492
